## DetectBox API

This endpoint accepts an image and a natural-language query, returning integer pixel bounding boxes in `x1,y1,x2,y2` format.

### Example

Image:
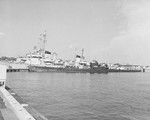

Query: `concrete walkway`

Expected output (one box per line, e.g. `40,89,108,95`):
1,108,19,120
0,95,19,120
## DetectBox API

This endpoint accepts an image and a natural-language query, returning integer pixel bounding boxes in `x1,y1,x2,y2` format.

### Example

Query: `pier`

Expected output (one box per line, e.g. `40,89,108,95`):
7,63,29,72
0,63,48,120
7,69,28,72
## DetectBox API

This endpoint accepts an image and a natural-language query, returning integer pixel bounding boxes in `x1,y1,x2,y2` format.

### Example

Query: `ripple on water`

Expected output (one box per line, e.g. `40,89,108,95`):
6,72,150,120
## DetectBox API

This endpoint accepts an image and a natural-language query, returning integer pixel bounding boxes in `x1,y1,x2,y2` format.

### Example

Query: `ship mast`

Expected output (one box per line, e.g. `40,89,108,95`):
39,31,47,57
81,48,84,61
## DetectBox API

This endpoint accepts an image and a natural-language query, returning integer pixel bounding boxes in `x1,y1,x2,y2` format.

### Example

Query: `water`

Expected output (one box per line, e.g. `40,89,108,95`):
6,72,150,120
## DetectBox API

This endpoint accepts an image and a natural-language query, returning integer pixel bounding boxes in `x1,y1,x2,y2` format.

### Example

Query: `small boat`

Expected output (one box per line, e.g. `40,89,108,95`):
108,64,144,72
108,69,142,72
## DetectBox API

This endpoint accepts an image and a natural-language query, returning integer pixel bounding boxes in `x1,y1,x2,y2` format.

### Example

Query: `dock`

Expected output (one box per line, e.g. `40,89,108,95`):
7,69,28,72
0,63,48,120
6,63,29,72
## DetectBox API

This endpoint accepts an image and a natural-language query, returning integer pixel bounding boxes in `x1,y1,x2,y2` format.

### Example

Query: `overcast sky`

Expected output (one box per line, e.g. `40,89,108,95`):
0,0,150,65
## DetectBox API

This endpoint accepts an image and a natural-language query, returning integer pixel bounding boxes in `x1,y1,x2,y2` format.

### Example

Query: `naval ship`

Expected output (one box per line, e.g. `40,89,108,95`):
17,32,109,73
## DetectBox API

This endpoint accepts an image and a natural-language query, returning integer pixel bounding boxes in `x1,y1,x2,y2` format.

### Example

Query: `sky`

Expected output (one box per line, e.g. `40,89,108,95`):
0,0,150,65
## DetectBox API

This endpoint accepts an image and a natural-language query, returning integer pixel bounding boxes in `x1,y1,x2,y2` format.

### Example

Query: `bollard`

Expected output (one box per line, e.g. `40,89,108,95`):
0,64,8,88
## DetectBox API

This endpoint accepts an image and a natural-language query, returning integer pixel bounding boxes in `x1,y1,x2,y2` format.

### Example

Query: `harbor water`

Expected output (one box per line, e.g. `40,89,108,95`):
6,72,150,120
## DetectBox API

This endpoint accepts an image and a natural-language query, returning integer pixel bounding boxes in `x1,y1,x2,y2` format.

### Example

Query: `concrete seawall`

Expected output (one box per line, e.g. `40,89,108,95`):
0,63,48,120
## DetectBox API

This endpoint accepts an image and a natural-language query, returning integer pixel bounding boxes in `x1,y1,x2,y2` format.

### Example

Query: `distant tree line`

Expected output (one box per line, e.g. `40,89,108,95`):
0,56,16,61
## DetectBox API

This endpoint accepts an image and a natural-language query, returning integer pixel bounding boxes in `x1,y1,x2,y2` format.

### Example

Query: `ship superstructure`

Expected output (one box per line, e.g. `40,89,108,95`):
16,32,52,65
16,32,109,73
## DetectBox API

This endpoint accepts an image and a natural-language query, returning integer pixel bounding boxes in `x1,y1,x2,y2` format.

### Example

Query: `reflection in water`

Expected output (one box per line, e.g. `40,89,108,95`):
7,72,150,120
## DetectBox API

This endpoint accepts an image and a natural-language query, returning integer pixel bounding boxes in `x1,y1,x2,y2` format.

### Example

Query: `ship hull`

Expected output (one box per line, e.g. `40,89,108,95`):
28,66,109,73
